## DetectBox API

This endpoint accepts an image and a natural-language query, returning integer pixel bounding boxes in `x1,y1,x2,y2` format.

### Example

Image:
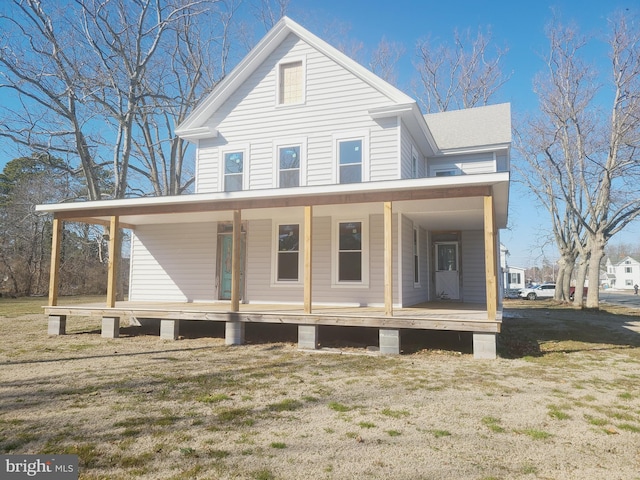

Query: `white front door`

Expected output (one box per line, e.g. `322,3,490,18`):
435,243,460,300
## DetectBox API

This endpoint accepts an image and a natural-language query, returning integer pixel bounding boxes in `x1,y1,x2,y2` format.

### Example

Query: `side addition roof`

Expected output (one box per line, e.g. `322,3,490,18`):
425,103,511,153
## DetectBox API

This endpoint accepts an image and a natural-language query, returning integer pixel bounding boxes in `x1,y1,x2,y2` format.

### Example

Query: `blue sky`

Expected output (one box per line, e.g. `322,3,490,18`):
1,0,638,268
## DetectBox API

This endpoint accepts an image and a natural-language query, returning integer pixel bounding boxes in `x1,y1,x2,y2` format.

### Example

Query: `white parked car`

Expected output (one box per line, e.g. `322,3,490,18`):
518,283,556,300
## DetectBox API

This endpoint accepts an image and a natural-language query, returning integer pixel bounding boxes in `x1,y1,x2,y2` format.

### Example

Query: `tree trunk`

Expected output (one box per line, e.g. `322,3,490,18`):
572,254,589,308
585,241,605,309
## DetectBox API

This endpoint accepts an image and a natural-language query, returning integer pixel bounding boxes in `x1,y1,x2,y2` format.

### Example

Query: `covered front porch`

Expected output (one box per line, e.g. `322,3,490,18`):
38,175,508,359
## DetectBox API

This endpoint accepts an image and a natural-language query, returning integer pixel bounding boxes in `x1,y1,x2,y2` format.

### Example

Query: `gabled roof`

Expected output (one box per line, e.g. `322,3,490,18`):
175,16,438,155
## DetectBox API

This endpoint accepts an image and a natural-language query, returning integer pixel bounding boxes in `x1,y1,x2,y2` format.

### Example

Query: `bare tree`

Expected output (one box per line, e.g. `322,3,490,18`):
0,0,105,200
415,27,511,113
253,0,289,30
522,12,640,309
132,2,237,195
369,37,405,85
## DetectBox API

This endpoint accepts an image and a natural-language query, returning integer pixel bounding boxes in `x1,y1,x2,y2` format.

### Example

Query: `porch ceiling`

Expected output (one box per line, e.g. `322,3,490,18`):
36,173,509,230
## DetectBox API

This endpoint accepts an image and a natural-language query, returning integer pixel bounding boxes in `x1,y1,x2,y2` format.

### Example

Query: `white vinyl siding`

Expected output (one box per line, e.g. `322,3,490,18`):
399,121,424,179
129,223,216,302
428,152,496,177
461,230,486,303
369,116,399,181
196,34,399,192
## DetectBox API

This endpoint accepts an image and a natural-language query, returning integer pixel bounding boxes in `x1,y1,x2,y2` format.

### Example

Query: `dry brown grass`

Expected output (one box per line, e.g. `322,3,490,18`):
1,298,639,479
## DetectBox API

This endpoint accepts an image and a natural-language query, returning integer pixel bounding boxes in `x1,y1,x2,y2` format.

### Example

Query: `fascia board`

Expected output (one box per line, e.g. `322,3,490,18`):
36,172,510,215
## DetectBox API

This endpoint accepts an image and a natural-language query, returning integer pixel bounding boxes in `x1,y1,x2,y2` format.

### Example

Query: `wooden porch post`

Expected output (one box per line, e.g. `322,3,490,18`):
384,201,393,317
304,206,313,314
106,216,120,308
484,195,498,321
48,216,63,307
231,209,241,312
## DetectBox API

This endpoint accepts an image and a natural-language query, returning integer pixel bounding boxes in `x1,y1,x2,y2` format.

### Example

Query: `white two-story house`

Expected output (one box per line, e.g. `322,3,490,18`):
39,17,511,359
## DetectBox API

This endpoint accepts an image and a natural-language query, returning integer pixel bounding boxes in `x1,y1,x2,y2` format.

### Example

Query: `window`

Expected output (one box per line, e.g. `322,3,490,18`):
277,224,299,281
339,139,362,184
278,61,303,105
509,273,521,284
413,227,419,284
626,267,633,273
411,149,419,179
338,221,362,282
278,145,300,187
224,151,243,192
626,279,633,286
434,169,457,177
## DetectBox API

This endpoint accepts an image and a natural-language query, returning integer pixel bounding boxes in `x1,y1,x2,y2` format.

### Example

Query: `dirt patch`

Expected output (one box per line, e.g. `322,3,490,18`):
1,301,639,479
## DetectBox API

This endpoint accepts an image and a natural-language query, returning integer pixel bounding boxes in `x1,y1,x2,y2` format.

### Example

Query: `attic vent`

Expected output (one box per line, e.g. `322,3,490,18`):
279,61,303,105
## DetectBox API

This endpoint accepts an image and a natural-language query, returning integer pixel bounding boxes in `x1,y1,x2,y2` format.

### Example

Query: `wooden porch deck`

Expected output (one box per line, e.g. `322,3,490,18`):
44,301,501,333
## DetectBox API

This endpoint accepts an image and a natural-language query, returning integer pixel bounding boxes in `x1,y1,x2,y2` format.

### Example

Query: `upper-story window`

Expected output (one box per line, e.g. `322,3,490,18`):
224,151,243,192
434,169,458,177
278,60,304,105
278,145,300,187
339,139,362,184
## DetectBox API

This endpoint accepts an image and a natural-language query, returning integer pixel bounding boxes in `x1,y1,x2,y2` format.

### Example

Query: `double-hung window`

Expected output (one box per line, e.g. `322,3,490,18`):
337,221,362,282
276,224,300,281
278,145,300,187
223,151,244,192
338,139,363,184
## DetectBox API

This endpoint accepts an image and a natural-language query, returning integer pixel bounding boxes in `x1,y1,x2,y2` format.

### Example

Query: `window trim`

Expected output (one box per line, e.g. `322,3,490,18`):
276,57,306,107
219,144,249,192
333,131,370,184
331,217,369,287
272,138,307,188
413,225,420,287
271,220,304,286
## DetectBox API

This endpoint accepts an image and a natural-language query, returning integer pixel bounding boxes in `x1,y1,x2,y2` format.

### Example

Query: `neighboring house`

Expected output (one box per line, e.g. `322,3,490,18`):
499,244,524,295
604,256,640,290
506,266,526,292
37,17,511,359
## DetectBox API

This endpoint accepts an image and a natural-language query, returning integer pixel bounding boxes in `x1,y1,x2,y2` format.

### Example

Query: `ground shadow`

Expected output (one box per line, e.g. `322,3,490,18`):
498,300,640,359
